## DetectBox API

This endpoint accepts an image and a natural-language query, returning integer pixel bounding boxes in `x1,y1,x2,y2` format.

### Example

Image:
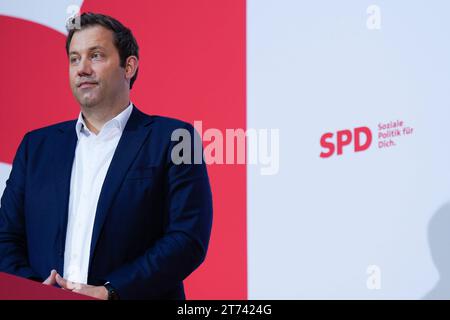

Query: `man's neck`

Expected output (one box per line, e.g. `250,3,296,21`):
80,100,130,135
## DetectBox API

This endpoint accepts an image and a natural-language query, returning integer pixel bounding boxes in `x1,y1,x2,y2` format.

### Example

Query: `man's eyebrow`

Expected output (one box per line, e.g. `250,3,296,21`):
69,46,106,55
88,46,106,52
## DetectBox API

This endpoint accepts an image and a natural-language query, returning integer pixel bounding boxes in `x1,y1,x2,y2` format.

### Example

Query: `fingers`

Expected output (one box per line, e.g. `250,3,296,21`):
72,286,107,300
55,273,82,290
55,273,69,289
68,281,82,290
42,269,57,285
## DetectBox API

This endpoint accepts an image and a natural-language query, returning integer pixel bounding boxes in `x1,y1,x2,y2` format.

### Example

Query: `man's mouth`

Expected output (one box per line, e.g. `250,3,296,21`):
78,81,98,89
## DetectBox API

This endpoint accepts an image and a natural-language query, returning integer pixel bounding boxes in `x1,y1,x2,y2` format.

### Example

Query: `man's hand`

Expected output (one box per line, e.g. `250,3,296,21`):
42,269,57,285
72,284,108,300
55,273,108,300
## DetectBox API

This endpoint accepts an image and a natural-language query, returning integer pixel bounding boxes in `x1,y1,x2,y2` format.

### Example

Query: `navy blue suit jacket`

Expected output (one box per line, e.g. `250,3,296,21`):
0,106,213,299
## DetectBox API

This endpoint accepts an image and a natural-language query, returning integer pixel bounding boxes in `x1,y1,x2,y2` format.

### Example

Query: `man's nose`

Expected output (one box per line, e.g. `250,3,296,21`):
77,57,93,76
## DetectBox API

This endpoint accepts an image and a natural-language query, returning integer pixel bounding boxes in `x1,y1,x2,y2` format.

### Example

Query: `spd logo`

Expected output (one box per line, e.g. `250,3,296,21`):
320,127,372,158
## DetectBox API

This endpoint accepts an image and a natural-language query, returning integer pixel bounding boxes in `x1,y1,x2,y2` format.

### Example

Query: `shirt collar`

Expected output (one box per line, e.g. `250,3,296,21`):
75,102,134,139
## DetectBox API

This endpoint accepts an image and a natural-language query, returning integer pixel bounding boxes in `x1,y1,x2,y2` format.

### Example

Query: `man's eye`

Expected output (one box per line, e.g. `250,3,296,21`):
70,57,79,64
92,53,102,59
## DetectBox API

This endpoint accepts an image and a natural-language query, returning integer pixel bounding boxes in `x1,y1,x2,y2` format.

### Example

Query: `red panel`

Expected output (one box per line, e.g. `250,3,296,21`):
0,16,80,163
0,0,246,299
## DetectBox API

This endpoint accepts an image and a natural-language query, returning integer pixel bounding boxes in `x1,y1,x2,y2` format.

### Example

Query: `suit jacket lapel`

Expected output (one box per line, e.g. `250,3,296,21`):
89,106,153,262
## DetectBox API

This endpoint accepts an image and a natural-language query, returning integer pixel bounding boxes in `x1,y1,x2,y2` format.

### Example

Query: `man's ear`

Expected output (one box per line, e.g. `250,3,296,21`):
124,56,139,81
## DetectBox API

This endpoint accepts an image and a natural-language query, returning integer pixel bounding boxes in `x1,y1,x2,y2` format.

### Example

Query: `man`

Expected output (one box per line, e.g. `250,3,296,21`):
0,13,213,300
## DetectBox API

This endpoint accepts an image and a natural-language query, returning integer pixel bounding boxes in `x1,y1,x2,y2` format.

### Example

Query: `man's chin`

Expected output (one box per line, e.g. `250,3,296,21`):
76,95,100,109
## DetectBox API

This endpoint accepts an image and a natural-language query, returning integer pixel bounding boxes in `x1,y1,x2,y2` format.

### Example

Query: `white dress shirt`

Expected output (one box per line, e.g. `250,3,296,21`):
63,103,133,284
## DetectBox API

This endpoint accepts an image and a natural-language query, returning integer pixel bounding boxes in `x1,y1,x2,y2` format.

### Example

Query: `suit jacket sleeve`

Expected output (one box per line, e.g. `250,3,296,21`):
104,123,213,299
0,133,41,281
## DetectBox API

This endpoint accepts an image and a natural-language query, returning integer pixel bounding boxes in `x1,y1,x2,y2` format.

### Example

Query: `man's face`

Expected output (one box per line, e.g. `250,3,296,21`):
68,25,126,108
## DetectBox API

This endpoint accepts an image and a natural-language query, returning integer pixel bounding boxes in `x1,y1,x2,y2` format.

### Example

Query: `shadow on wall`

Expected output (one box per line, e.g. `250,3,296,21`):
423,201,450,300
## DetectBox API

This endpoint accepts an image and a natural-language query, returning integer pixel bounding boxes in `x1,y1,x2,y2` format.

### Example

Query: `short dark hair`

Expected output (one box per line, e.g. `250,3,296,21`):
66,12,139,89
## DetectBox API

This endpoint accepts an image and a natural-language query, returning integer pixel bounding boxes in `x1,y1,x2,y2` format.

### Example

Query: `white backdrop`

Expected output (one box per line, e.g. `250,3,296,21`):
247,0,450,299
